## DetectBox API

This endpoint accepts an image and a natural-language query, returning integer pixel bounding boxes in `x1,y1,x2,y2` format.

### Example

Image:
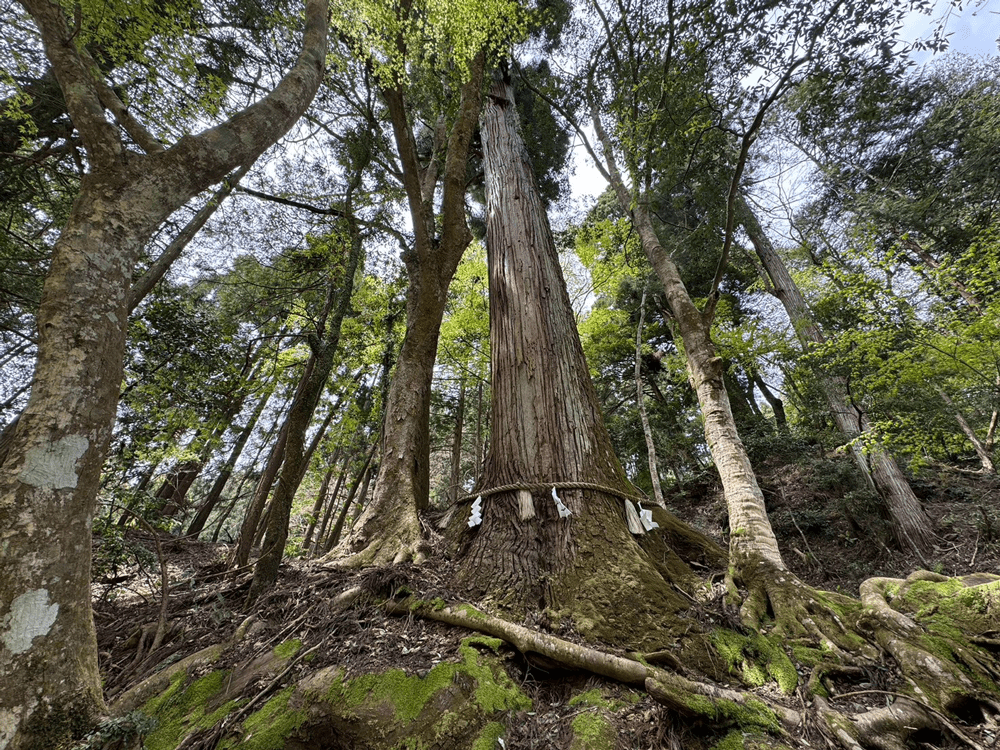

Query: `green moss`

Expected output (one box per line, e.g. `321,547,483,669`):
570,712,615,749
569,687,640,712
472,721,506,750
685,694,781,734
790,645,825,667
273,638,302,660
325,637,530,723
141,670,240,750
456,603,489,621
233,686,306,750
712,730,746,750
712,630,797,694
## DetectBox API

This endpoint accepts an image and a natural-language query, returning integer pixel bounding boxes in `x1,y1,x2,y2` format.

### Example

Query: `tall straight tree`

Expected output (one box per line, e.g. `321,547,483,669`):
452,75,709,640
0,0,327,745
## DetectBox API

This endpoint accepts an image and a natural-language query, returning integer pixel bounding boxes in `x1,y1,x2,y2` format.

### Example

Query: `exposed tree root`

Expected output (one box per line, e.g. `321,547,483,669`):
386,597,800,733
322,503,429,568
110,615,257,714
733,559,877,662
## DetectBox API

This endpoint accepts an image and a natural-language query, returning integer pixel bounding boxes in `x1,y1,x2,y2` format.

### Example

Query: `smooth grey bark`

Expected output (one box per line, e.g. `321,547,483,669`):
0,1,327,744
740,201,934,554
590,108,786,573
330,52,486,568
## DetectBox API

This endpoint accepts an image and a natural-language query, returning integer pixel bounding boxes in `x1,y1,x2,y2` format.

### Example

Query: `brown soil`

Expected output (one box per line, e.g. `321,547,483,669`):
90,457,1000,749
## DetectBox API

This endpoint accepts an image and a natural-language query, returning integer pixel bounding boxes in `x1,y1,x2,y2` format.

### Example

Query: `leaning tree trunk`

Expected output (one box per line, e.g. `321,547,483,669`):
740,201,935,554
450,77,698,644
591,108,785,577
936,386,996,474
187,387,272,537
247,212,363,602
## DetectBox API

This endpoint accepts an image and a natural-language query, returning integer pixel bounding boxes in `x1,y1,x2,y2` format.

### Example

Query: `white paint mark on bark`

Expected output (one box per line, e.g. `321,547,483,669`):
2,589,59,654
0,709,17,750
19,436,89,490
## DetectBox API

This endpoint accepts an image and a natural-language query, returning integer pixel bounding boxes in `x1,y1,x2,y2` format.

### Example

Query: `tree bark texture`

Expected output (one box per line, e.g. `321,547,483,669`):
0,0,327,743
452,79,690,643
741,202,935,554
591,109,785,574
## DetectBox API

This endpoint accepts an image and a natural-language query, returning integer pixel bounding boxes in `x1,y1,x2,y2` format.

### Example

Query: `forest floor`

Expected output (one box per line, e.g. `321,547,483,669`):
90,458,1000,749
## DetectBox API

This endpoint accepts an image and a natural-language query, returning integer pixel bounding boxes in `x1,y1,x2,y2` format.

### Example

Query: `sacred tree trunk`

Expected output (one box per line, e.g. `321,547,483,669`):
740,202,935,554
450,78,714,646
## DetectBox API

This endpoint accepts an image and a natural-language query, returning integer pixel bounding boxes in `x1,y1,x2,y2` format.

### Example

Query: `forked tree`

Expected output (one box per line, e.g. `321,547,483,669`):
0,0,327,745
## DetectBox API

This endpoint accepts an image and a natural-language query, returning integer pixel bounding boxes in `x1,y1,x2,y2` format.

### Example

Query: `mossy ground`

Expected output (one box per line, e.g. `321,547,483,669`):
140,670,240,750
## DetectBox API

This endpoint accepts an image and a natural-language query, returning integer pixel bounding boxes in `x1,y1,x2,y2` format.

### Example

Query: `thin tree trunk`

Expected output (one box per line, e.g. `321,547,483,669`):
449,377,467,502
592,106,785,572
128,163,251,313
231,357,315,569
248,197,365,601
187,387,271,537
312,450,353,555
324,443,377,553
752,375,788,432
475,379,484,484
301,456,339,553
635,287,665,507
740,200,934,554
936,386,996,473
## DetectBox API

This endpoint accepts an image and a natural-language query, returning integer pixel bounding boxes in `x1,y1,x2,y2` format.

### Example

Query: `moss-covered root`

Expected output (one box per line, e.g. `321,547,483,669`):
733,562,876,662
859,571,1000,718
390,598,799,733
321,505,429,568
815,694,979,750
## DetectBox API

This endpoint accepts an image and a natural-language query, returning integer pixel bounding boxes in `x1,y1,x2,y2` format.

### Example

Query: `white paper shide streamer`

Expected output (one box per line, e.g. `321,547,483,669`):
551,487,572,518
638,502,659,531
468,495,483,527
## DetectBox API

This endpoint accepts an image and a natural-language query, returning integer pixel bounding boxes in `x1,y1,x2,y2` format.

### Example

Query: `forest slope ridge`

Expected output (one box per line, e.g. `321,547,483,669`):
87,463,1000,750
